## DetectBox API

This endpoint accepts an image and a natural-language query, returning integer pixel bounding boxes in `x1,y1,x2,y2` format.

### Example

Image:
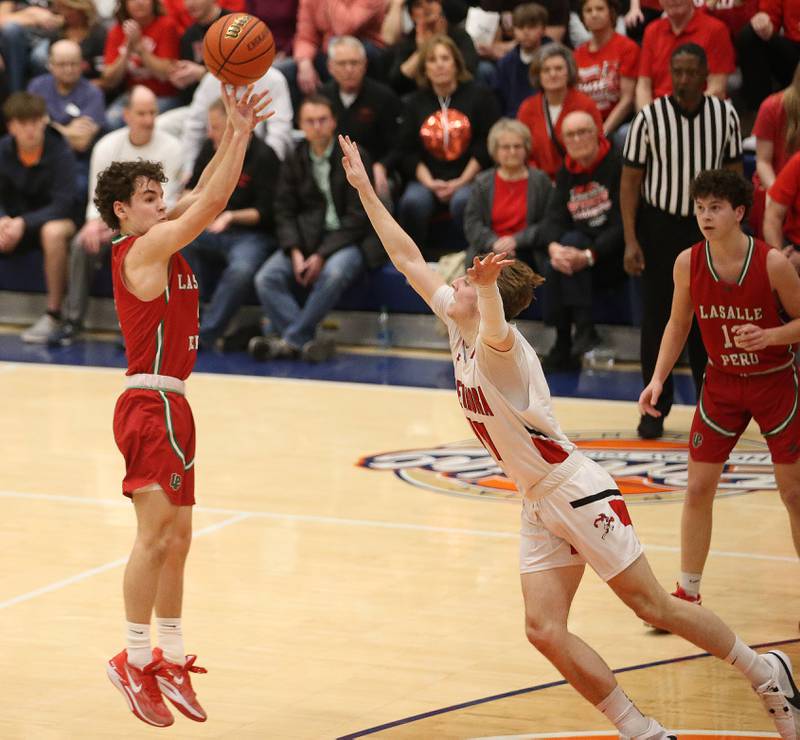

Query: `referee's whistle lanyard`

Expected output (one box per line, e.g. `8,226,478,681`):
438,94,452,154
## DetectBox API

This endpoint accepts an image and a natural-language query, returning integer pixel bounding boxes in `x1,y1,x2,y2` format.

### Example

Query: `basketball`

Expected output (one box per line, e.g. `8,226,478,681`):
202,13,275,87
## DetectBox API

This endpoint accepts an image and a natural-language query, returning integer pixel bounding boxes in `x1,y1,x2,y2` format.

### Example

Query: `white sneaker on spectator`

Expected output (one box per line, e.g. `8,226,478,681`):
21,314,61,344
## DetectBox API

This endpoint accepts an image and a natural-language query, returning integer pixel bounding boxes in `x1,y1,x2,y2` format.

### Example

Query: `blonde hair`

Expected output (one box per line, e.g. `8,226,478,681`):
487,118,532,160
783,63,800,156
415,34,472,89
56,0,98,26
496,260,545,320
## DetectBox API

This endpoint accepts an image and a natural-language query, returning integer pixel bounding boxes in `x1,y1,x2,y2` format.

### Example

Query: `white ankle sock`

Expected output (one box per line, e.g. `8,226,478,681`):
725,636,773,687
156,617,185,665
596,685,651,736
126,621,152,668
679,571,703,597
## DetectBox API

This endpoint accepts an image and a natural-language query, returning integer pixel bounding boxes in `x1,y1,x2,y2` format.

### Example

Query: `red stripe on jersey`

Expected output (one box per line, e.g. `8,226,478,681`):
531,436,569,464
111,235,199,379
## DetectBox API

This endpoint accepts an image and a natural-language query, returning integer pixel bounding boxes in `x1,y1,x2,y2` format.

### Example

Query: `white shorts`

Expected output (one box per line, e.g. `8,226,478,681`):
519,459,643,582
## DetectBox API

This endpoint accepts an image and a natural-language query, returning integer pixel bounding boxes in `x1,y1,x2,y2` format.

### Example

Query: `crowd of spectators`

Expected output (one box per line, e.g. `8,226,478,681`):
0,0,797,403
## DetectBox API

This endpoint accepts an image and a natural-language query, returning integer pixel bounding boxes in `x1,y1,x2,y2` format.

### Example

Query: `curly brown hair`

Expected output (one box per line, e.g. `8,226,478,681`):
494,259,546,320
94,160,167,230
690,169,753,220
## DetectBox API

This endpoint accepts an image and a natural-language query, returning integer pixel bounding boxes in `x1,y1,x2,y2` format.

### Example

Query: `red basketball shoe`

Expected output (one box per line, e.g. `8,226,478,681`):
153,648,208,722
106,650,174,727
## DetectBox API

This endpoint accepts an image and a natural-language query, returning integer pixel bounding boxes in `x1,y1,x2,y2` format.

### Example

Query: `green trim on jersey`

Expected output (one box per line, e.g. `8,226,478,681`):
704,236,754,286
111,233,129,245
152,283,171,374
159,390,186,466
763,370,799,437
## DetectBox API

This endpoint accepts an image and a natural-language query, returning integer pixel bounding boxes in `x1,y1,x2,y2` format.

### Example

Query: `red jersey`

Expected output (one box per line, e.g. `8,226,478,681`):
690,236,794,375
111,234,199,380
575,33,640,120
769,150,800,244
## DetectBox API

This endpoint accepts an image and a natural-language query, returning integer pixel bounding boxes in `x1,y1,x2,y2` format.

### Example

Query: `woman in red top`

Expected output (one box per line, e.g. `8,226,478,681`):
750,63,800,236
101,0,181,128
462,118,552,267
574,0,639,138
516,43,603,180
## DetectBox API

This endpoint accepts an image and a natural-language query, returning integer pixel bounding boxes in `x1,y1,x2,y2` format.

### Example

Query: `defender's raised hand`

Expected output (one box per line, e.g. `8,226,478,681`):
467,252,514,287
339,135,372,194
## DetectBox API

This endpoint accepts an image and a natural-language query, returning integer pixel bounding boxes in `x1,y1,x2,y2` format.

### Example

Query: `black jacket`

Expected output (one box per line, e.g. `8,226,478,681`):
320,77,403,172
395,80,500,183
189,136,280,234
0,126,78,230
539,144,624,261
274,139,385,269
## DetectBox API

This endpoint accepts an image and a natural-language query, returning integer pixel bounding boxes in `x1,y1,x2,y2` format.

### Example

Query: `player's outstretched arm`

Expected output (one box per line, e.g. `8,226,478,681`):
339,134,444,308
134,85,271,267
639,249,693,417
467,253,515,352
734,249,800,351
169,84,274,221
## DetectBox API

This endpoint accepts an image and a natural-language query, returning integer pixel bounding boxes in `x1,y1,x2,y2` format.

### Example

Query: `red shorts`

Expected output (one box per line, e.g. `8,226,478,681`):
689,363,800,464
113,388,196,505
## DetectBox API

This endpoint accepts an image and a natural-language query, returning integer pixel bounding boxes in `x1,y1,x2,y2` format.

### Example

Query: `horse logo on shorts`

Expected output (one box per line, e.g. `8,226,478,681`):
593,512,615,539
692,432,703,448
170,473,182,491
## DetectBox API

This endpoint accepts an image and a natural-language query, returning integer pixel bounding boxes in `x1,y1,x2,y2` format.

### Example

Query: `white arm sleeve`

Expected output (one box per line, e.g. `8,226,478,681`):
476,282,510,347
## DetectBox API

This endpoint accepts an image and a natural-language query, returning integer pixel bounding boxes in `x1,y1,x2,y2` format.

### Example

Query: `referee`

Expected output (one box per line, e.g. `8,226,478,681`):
621,42,742,439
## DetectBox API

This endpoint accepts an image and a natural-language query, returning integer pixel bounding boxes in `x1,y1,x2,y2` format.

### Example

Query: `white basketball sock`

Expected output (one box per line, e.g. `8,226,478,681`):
679,571,703,597
596,685,651,736
126,621,152,668
156,617,185,665
725,636,773,687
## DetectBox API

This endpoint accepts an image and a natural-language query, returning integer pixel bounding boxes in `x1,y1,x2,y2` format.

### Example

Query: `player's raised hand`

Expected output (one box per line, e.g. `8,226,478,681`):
638,380,663,418
221,83,273,133
467,252,514,287
339,135,372,194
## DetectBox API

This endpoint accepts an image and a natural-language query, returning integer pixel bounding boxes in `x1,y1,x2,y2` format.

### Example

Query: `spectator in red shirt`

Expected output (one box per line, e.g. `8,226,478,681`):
517,43,603,180
750,62,800,236
101,0,181,129
699,0,758,40
736,0,800,112
574,0,639,138
764,150,800,272
635,0,734,111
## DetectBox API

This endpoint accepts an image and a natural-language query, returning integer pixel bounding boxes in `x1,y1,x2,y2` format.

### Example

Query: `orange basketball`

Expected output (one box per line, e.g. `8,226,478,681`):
202,13,275,87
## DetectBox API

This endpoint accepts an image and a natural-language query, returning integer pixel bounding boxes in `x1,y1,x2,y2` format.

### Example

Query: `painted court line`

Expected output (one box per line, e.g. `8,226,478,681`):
472,732,780,739
0,512,251,611
1,490,797,562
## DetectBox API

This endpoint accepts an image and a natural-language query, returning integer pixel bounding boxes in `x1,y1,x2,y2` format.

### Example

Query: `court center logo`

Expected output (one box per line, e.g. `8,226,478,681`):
357,431,776,504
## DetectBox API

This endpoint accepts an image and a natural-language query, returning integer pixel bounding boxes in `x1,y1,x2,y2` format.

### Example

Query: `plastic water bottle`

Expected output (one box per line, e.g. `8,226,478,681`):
377,306,392,348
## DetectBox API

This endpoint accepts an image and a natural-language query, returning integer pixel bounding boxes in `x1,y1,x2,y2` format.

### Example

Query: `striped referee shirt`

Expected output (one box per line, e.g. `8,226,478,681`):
623,95,742,217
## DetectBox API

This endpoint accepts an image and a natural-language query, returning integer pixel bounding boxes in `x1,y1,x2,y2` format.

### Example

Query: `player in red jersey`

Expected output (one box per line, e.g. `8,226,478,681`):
640,169,800,610
342,137,800,740
93,84,271,728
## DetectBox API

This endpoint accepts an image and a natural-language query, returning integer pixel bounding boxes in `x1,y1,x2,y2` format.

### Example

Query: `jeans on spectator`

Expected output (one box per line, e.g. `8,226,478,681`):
397,180,473,253
736,25,800,110
254,244,365,348
62,236,111,325
182,229,274,344
0,23,48,91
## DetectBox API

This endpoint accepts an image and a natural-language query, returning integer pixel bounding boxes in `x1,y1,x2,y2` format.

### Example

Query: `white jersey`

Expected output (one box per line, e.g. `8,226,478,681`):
432,285,586,500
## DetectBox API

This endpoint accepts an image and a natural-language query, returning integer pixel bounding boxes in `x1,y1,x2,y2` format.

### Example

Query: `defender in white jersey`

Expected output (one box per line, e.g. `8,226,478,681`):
340,134,800,740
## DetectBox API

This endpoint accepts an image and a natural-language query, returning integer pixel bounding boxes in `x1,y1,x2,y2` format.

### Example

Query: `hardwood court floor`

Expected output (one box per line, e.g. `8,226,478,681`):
0,360,798,739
